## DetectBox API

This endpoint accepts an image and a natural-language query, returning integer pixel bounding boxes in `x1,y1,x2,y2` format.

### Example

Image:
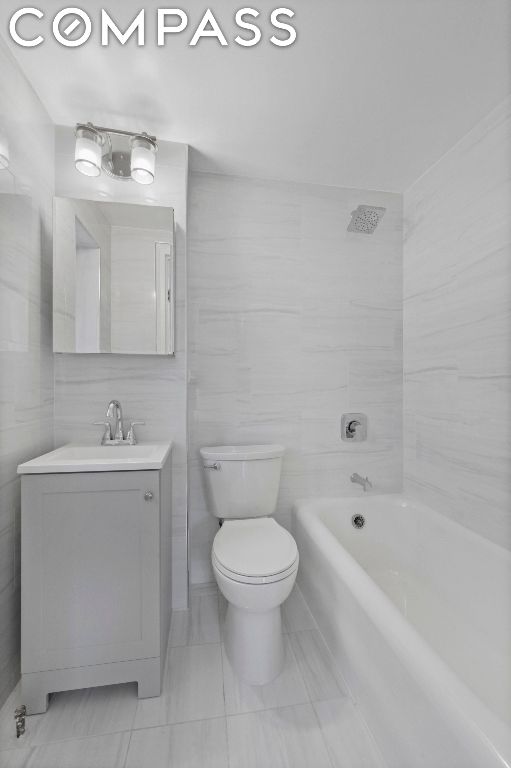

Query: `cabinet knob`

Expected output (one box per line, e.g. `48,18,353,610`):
144,491,154,502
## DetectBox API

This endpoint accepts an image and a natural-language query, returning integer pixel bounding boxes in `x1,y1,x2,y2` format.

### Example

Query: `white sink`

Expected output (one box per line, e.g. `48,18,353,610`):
17,442,172,474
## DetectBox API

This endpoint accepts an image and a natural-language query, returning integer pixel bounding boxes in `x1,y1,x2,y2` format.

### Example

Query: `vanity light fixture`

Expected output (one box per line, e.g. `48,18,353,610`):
75,123,158,185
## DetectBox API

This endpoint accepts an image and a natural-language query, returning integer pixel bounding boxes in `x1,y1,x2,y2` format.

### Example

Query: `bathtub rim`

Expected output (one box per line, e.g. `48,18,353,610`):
293,494,511,768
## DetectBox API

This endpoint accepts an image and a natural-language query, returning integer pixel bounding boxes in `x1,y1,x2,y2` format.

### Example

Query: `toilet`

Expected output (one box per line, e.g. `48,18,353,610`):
200,444,298,685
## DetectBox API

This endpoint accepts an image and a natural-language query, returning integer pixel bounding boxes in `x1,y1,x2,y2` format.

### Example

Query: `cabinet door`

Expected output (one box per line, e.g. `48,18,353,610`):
21,471,160,673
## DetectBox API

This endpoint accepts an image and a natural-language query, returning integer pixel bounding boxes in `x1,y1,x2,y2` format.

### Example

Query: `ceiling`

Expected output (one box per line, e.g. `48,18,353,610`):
3,0,511,191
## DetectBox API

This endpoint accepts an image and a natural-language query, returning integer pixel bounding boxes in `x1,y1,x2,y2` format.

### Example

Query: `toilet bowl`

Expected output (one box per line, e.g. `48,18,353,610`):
200,444,298,685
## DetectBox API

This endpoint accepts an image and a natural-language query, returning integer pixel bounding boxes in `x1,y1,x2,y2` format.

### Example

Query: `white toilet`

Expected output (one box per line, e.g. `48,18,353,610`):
200,444,298,685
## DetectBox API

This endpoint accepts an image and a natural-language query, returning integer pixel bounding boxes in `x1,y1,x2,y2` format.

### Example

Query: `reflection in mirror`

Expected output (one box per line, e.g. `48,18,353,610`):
53,197,175,355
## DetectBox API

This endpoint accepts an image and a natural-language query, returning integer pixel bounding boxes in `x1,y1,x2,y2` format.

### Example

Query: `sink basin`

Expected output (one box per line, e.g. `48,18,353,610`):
17,442,172,474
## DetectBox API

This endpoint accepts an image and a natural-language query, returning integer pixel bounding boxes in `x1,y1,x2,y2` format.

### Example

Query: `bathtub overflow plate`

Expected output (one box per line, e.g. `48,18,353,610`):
351,514,365,529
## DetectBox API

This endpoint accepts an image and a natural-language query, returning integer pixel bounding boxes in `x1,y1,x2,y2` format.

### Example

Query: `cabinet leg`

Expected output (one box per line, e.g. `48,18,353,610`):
21,675,49,714
137,662,161,699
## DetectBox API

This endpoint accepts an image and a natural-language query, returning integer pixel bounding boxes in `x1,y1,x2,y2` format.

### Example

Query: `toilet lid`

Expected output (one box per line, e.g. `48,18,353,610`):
213,518,298,578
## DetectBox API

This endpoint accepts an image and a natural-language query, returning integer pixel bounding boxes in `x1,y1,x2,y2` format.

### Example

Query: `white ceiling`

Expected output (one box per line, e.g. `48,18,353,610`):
3,0,511,191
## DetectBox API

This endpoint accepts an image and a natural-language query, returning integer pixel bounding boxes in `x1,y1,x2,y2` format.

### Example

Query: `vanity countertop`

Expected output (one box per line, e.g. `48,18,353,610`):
17,442,172,474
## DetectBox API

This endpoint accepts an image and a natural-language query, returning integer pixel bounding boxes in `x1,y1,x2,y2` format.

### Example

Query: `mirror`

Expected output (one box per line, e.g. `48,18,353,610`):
53,197,175,355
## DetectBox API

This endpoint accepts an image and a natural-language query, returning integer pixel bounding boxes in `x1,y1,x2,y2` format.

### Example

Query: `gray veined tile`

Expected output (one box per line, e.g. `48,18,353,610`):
314,698,386,768
30,683,138,746
282,586,316,633
190,581,218,597
0,732,130,768
126,718,229,768
218,593,228,627
169,592,221,647
226,703,332,768
221,636,308,716
0,748,32,767
133,643,225,729
288,630,349,702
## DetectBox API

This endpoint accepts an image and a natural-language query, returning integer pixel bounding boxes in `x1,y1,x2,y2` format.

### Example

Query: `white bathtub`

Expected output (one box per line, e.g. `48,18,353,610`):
293,495,511,768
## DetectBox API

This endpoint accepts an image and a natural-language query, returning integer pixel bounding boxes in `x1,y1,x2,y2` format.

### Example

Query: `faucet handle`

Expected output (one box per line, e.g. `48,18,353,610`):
93,421,112,445
127,421,145,445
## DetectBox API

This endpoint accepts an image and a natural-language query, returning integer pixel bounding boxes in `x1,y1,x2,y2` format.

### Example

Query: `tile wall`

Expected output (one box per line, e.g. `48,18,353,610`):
188,172,403,582
403,96,511,548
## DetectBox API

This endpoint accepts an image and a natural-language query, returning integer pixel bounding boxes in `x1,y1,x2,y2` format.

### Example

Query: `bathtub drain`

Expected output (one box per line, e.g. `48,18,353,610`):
351,514,365,529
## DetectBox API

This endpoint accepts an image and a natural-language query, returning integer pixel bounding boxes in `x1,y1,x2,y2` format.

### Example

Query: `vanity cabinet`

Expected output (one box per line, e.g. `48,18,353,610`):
20,455,172,714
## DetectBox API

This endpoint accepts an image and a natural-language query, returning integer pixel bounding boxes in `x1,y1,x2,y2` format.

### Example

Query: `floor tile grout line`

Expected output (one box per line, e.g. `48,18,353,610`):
223,712,233,768
225,699,328,723
283,630,313,705
122,690,139,768
294,586,357,704
169,638,220,648
122,728,134,768
7,726,135,752
219,623,228,717
350,701,390,768
310,699,337,768
287,626,350,702
128,713,227,735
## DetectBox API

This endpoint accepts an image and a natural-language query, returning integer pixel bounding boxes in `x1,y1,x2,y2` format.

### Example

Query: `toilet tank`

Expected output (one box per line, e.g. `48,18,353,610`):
200,445,284,520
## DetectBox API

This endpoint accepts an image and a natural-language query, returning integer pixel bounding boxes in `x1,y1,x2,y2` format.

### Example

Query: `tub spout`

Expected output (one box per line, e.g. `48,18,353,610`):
350,473,372,492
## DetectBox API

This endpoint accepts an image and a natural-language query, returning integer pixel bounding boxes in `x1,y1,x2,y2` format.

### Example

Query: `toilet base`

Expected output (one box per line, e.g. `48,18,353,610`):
224,603,284,685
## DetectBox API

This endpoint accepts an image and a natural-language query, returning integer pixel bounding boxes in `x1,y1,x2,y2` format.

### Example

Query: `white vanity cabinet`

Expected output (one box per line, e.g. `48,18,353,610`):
18,446,172,714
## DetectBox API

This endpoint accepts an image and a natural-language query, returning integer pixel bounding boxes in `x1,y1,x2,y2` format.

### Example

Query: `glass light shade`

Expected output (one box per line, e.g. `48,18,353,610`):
0,134,9,169
75,126,103,177
131,136,157,185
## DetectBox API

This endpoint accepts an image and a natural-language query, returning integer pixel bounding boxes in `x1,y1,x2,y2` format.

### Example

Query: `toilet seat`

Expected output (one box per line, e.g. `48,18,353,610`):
212,518,298,585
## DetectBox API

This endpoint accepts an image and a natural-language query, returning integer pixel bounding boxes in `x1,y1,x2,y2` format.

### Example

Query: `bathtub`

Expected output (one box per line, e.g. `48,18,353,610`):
293,495,511,768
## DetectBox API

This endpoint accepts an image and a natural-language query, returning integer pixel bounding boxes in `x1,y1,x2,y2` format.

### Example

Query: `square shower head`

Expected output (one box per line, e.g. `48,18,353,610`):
347,205,386,234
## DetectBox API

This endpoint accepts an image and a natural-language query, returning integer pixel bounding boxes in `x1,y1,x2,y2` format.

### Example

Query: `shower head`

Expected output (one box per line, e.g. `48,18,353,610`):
347,205,386,234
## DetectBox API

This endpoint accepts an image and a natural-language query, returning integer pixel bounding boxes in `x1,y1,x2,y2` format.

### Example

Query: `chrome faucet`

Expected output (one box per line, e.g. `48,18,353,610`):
94,400,145,445
350,472,372,492
107,400,124,441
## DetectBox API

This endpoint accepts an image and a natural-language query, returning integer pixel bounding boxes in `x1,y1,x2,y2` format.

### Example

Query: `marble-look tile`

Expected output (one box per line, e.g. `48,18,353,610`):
0,748,31,767
226,703,332,768
288,630,349,702
133,644,224,729
125,718,229,768
218,592,228,626
403,96,511,549
221,637,308,716
30,683,138,746
0,732,130,768
282,586,316,633
188,171,403,583
169,592,221,647
314,698,386,768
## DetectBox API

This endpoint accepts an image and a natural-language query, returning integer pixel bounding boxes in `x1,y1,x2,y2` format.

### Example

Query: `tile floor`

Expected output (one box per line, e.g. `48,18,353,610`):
0,586,385,768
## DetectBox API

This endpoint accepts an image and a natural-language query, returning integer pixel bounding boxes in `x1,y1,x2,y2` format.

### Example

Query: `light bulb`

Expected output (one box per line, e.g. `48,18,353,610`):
75,125,103,177
130,135,157,185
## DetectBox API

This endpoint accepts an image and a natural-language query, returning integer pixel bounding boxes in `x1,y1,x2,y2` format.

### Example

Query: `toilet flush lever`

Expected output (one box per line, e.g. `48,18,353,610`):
204,462,221,470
